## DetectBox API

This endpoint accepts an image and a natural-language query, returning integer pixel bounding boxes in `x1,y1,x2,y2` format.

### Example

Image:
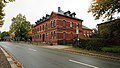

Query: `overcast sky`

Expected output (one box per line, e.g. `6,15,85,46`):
0,0,102,32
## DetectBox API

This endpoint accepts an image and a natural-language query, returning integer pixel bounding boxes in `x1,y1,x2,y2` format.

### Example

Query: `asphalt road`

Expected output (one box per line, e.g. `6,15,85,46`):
0,42,120,68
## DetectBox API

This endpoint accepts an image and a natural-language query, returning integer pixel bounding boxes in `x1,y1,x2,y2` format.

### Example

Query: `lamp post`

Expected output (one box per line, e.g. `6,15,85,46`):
76,25,79,46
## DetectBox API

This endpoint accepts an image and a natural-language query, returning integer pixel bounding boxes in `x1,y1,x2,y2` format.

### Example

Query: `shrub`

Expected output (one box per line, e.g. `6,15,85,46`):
58,40,72,45
73,38,106,51
50,43,53,46
101,46,120,53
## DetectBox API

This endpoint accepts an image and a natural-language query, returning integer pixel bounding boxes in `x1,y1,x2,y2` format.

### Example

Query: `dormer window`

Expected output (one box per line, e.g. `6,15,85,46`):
64,11,71,16
40,19,42,22
42,17,46,21
71,12,76,18
46,14,50,19
72,15,75,18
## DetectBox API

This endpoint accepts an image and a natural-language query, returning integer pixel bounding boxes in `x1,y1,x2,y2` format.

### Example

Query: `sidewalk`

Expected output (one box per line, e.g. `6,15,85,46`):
41,45,72,49
0,46,22,68
40,44,120,61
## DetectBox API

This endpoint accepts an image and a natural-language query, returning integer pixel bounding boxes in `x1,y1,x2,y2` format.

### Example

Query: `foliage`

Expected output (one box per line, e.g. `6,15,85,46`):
0,31,10,40
98,19,120,39
89,0,120,20
0,0,15,27
57,40,73,45
10,13,31,41
73,38,105,51
72,38,120,51
92,28,99,38
101,46,120,53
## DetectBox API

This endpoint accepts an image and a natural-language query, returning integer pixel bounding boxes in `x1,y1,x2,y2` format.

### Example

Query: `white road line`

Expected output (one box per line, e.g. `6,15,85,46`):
69,59,99,68
28,48,37,51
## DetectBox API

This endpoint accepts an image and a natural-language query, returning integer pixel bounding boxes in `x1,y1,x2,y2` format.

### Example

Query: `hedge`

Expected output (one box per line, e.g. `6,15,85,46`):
72,38,120,51
57,40,73,45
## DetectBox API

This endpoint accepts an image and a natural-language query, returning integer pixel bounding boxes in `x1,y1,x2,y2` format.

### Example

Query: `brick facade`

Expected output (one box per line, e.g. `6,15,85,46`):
32,8,92,44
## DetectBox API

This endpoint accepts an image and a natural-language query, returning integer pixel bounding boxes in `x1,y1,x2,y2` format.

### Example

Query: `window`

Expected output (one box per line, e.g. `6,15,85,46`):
76,23,79,27
84,31,87,37
37,28,39,32
40,26,41,31
46,24,48,30
43,25,44,30
63,20,66,27
51,32,53,39
40,34,41,39
72,15,75,18
70,22,73,27
53,31,56,39
53,20,56,27
51,21,52,28
46,33,48,39
63,32,66,39
36,35,39,39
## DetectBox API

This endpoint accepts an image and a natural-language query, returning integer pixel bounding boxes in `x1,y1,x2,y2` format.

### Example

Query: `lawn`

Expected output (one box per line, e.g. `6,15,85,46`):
101,46,120,53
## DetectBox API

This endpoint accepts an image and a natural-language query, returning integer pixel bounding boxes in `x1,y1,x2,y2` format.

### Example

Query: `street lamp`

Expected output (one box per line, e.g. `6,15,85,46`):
76,24,79,45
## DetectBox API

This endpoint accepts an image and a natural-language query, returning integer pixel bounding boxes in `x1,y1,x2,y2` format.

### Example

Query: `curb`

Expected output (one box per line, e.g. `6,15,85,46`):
62,49,120,61
0,46,22,68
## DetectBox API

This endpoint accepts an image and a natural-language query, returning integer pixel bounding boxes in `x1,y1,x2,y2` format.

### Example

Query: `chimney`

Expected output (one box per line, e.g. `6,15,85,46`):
58,7,61,12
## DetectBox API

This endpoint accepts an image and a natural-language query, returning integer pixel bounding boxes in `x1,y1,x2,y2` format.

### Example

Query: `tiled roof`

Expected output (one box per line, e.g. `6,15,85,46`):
34,7,83,27
55,10,83,21
82,25,91,30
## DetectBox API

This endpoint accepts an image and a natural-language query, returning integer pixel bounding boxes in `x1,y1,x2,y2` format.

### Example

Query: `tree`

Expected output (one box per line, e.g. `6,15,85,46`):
98,19,120,39
0,31,10,41
0,0,15,27
92,28,100,38
10,13,31,41
88,0,120,20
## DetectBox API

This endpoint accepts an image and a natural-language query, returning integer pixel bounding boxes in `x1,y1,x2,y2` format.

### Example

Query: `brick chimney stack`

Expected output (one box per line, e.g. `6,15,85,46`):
58,7,61,12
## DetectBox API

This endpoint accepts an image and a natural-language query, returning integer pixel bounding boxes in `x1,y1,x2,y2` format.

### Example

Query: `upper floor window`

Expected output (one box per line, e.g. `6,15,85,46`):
70,22,73,27
43,25,44,30
63,20,66,27
37,28,39,32
76,23,79,27
40,26,41,31
51,32,53,39
51,21,53,28
46,24,48,30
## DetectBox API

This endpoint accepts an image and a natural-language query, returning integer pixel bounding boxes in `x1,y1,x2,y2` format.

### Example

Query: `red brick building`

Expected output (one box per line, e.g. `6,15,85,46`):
32,7,92,44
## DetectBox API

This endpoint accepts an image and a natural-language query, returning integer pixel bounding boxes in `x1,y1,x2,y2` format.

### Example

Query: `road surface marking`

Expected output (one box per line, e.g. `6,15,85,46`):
28,48,37,51
69,59,99,68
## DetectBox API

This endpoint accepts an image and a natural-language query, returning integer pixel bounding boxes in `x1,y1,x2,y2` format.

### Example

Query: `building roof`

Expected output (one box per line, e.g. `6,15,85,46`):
55,9,83,21
56,12,83,21
82,25,91,30
34,7,83,27
97,18,120,26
